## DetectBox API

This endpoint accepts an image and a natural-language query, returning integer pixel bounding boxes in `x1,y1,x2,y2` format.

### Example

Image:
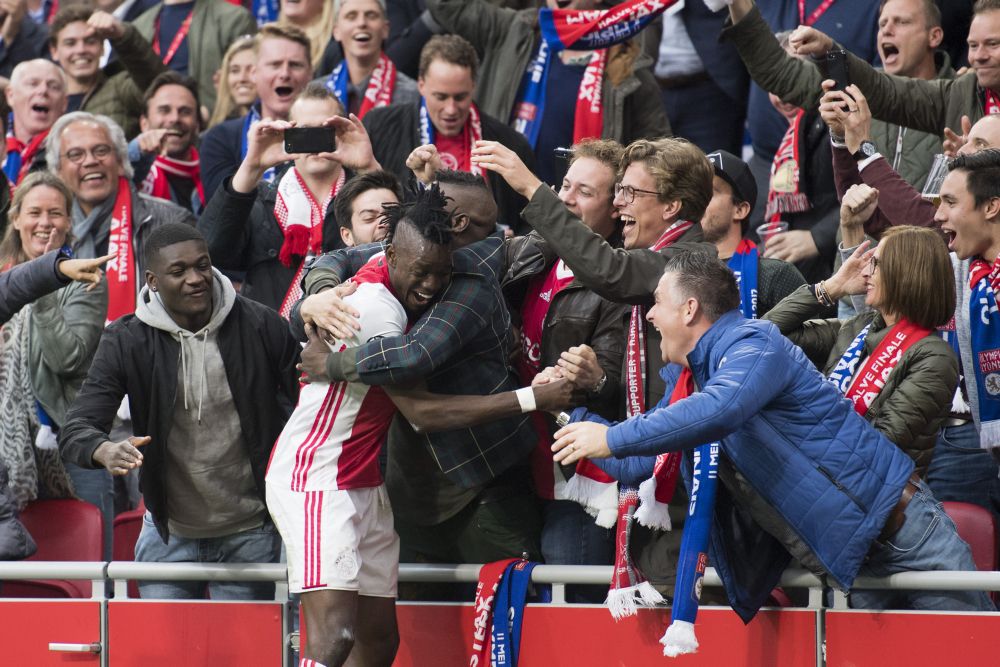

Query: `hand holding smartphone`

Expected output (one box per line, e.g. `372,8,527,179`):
283,126,336,154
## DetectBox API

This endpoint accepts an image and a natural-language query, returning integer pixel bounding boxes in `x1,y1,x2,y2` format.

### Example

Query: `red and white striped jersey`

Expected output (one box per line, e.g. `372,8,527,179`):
266,264,406,492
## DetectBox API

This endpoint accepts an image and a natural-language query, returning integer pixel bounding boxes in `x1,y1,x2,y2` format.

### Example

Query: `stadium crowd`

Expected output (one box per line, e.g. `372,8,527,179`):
0,0,997,664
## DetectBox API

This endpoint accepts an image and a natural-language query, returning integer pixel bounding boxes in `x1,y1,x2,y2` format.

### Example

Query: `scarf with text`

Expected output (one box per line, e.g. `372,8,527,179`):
660,440,720,658
727,239,759,320
469,558,519,667
490,559,536,667
139,147,205,208
105,177,136,323
828,319,932,416
326,53,397,120
765,109,810,222
605,221,691,619
967,257,1000,446
419,98,484,177
273,167,346,318
241,106,277,184
4,114,47,186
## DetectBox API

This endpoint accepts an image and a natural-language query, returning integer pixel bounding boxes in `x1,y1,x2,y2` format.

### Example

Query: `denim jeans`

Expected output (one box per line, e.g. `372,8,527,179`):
540,499,614,603
134,512,281,600
926,422,1000,527
65,463,114,560
851,479,994,611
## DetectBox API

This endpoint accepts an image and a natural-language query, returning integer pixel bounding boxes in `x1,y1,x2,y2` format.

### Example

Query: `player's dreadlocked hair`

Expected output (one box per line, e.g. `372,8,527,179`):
382,183,454,247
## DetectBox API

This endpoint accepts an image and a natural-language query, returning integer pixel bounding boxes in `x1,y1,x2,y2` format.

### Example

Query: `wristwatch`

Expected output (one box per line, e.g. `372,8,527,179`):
555,412,572,428
852,140,878,162
591,373,607,395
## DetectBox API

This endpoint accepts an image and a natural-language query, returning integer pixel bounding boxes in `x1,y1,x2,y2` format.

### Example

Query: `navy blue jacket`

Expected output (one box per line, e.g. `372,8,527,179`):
591,311,914,621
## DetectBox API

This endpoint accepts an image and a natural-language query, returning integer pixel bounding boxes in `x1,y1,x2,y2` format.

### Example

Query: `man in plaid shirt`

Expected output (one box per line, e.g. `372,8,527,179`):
294,174,541,569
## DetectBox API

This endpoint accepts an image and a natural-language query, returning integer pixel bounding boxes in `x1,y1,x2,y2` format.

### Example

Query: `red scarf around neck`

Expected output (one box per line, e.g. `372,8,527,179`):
140,147,204,207
5,128,48,186
105,176,136,323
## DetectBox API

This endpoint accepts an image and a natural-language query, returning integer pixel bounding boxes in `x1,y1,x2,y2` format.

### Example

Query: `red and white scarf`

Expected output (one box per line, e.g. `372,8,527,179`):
139,147,205,208
604,221,692,619
4,126,48,187
273,167,346,319
843,320,932,416
986,89,1000,115
419,99,484,177
105,176,137,324
765,109,810,223
468,558,518,666
326,52,397,120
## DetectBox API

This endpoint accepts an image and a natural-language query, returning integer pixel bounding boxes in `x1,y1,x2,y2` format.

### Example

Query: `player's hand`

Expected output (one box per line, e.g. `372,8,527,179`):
551,422,611,464
298,324,331,383
300,282,360,341
92,436,149,475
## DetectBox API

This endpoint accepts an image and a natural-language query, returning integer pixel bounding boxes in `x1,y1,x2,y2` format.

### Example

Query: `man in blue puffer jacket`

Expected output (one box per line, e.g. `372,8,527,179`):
552,251,992,620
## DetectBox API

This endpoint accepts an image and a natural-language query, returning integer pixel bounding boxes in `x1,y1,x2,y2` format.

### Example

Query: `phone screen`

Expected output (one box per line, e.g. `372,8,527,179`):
284,127,336,154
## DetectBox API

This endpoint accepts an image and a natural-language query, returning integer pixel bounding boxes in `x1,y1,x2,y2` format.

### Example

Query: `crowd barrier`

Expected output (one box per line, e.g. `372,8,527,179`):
2,562,1000,666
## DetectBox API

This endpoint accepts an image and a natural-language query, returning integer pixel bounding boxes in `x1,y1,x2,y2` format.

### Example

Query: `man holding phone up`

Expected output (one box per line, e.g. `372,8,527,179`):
198,83,381,316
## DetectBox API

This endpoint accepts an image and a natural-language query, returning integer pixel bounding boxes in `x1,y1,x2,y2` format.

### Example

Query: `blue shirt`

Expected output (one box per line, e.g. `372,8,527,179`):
157,1,194,75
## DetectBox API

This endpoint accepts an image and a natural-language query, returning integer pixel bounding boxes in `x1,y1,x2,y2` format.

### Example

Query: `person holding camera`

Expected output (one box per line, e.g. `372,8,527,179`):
197,82,381,316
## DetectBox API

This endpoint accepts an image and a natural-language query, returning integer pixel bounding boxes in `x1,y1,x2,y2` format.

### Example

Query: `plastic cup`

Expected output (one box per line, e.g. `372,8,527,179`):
921,153,948,204
755,222,789,252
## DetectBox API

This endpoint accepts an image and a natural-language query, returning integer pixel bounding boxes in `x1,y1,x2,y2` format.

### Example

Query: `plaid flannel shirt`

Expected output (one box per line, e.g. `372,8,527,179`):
301,236,535,487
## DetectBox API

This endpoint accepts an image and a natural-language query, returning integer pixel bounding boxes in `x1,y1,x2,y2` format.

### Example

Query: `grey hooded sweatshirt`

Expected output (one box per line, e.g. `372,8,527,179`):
135,269,266,538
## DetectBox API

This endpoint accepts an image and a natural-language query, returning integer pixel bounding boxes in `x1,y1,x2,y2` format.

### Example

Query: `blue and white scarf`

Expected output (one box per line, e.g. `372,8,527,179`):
968,258,1000,444
241,106,276,184
727,239,759,320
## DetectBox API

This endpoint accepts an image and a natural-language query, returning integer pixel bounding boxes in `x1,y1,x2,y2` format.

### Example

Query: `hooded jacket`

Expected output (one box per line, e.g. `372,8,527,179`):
59,269,300,541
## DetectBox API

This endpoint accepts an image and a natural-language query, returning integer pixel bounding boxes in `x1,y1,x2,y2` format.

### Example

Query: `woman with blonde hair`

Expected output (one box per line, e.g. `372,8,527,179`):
765,225,958,478
279,0,334,71
208,36,259,129
0,172,111,548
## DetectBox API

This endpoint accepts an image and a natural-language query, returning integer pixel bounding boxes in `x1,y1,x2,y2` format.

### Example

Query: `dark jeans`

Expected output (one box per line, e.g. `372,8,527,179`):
540,499,614,603
395,490,541,601
660,76,746,157
926,422,1000,527
852,479,994,611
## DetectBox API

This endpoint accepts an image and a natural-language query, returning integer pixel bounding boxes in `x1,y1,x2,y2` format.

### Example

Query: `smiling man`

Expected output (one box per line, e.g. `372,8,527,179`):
47,111,195,322
3,59,67,185
322,0,419,118
363,34,536,233
200,23,314,201
48,6,167,139
60,223,300,601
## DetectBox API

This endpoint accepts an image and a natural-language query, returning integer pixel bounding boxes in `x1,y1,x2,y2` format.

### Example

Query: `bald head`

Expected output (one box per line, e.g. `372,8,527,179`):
959,114,1000,155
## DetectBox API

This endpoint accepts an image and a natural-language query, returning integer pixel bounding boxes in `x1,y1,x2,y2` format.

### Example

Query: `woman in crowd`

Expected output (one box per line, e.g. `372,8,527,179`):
0,173,109,524
208,36,258,129
279,0,334,73
764,225,957,476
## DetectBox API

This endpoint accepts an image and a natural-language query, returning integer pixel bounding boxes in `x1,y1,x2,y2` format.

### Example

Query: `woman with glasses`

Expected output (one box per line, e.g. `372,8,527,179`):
763,225,958,476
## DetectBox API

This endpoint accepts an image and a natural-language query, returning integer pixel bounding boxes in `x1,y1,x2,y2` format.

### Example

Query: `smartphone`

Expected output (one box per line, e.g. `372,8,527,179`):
823,50,851,91
284,127,335,154
554,147,575,161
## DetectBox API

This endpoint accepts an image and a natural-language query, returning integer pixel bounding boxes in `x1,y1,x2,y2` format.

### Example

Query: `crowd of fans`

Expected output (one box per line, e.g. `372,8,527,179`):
0,0,997,664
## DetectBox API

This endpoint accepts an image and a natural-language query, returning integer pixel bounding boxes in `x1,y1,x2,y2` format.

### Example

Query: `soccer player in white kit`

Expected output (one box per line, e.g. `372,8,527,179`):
266,189,456,667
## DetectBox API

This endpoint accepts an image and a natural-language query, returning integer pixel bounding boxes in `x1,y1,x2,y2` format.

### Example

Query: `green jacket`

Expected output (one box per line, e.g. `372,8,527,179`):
133,0,257,114
721,4,955,191
763,285,958,477
521,186,708,411
81,24,168,139
30,279,107,428
427,0,670,143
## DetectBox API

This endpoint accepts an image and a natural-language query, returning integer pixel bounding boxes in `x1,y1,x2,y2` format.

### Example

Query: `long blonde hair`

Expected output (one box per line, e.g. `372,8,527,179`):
280,0,335,71
208,36,258,129
0,172,74,268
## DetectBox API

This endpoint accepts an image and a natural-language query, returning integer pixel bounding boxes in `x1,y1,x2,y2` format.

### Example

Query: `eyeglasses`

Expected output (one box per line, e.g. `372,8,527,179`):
63,144,114,164
614,182,660,204
868,256,880,273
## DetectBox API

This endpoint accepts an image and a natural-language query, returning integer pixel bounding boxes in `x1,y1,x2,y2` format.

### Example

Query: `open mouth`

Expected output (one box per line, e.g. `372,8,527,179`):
32,231,52,242
556,0,573,7
353,32,372,43
410,290,434,307
620,214,636,233
274,86,294,98
881,42,899,64
81,172,106,184
30,103,50,115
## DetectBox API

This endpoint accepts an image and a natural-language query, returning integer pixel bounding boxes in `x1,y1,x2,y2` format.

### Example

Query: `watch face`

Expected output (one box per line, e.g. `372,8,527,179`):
863,142,876,156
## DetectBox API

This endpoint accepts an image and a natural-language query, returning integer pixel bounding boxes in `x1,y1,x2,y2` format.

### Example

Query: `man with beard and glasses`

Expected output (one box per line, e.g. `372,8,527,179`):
48,6,166,139
200,23,313,201
130,72,204,216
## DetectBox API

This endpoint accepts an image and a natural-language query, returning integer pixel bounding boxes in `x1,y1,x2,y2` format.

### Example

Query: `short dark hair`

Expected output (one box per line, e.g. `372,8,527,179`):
383,183,453,247
975,0,1000,16
142,223,206,269
50,5,93,47
879,0,942,28
435,168,489,192
334,170,402,232
418,35,479,81
948,149,1000,208
663,251,740,322
142,71,202,128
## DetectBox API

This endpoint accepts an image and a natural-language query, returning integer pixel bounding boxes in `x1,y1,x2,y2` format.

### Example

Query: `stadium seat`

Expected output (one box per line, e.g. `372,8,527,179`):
941,501,998,573
1,499,103,598
112,499,146,598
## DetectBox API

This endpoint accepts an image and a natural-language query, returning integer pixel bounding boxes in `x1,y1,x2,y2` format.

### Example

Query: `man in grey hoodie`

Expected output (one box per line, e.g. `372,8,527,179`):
60,223,301,600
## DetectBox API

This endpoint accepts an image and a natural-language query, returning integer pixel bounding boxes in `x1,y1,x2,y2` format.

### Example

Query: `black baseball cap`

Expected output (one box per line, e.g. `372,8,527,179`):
706,150,757,212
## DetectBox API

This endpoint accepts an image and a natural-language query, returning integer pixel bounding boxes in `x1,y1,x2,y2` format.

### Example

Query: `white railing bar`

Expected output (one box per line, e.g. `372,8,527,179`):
850,570,1000,591
105,562,285,581
0,562,106,579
